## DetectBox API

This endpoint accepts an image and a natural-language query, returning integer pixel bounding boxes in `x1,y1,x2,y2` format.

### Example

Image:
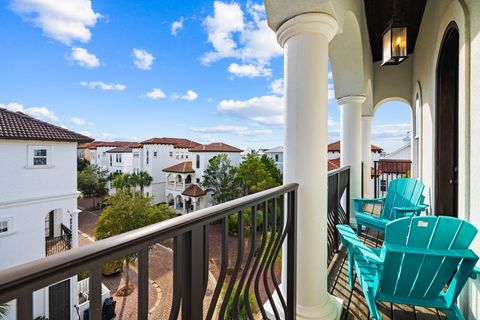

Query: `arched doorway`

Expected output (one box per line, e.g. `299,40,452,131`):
435,23,459,217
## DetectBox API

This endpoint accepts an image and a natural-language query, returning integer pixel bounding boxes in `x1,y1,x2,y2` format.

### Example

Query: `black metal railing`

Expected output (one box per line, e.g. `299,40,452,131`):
373,159,412,197
0,183,298,320
327,166,350,265
45,224,72,256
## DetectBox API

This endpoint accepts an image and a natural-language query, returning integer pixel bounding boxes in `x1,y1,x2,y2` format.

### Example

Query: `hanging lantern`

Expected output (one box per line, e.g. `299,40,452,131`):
382,21,408,65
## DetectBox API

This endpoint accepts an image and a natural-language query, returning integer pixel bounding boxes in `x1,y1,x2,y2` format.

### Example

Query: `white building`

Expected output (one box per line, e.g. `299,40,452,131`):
164,142,243,213
264,146,284,173
0,108,93,319
384,134,412,161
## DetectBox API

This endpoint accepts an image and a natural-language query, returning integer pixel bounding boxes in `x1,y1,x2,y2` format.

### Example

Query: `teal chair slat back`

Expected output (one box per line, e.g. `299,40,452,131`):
379,216,478,301
381,178,425,221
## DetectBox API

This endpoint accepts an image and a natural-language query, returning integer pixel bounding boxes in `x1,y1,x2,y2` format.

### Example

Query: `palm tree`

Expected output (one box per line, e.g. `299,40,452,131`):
0,303,9,319
112,173,132,191
137,171,153,194
129,173,140,193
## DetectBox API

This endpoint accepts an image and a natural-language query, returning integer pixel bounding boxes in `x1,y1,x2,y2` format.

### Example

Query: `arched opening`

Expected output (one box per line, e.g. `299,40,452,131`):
175,195,183,209
45,209,72,256
185,174,192,184
167,193,174,207
175,175,183,184
435,23,459,217
371,100,413,197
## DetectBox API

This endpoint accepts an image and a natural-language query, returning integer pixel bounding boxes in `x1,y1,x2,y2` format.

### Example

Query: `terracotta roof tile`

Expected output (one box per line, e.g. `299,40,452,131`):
141,137,201,149
163,161,195,173
106,143,141,153
189,142,242,153
0,108,93,143
182,184,206,197
86,141,134,149
328,140,383,153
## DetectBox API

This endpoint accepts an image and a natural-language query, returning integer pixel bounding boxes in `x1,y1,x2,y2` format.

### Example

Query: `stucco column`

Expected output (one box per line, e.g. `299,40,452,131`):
70,209,79,249
339,95,365,224
362,115,374,198
277,13,342,320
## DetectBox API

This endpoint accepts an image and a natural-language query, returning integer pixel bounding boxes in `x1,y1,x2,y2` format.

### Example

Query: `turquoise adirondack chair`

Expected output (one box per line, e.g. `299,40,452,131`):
354,178,428,235
337,216,479,320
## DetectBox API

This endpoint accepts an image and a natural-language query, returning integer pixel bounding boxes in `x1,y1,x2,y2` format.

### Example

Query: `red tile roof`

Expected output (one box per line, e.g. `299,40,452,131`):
141,137,201,149
328,158,341,171
163,161,195,173
0,108,93,143
84,141,134,149
189,142,243,153
182,184,206,197
328,141,383,153
106,143,141,153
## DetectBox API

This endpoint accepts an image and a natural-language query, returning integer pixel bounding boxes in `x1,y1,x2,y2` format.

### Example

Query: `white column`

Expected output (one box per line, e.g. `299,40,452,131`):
362,115,374,198
277,13,342,320
70,209,79,249
182,196,186,214
339,95,365,224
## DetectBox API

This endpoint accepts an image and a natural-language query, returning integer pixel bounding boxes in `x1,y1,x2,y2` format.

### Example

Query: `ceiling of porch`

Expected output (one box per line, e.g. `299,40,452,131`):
364,0,427,62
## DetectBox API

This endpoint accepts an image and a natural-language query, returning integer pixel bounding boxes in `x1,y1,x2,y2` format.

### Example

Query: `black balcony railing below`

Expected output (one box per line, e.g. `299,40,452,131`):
373,159,412,197
45,224,72,256
1,183,298,320
327,166,351,265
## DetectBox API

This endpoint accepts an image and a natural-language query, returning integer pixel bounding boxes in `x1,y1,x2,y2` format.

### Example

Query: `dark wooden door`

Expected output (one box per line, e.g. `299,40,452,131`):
49,280,70,320
45,211,54,239
435,24,459,217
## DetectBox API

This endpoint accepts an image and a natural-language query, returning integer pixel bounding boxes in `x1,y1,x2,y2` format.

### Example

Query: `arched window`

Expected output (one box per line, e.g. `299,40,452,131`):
196,155,200,169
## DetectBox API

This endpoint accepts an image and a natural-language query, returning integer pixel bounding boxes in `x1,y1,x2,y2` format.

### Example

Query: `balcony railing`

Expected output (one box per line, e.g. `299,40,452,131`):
0,183,298,320
327,166,350,265
167,182,192,191
45,224,72,256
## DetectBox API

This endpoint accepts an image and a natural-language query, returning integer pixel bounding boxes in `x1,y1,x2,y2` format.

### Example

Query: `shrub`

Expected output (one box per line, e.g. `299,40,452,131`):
228,209,263,236
224,283,258,319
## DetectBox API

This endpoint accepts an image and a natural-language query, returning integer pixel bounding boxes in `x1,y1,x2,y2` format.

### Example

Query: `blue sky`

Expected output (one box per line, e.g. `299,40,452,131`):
0,0,411,153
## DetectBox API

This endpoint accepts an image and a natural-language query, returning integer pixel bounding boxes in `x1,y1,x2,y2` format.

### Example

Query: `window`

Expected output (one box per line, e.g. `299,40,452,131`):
186,154,189,159
0,217,13,236
116,154,122,163
275,154,279,162
28,145,51,167
169,152,173,157
196,178,200,184
146,150,149,164
196,155,200,169
133,151,139,158
33,148,48,166
109,154,112,166
153,151,157,157
176,152,179,159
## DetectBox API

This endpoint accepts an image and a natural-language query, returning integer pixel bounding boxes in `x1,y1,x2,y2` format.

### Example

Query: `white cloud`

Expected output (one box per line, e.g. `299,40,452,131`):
69,47,100,68
181,90,198,101
10,0,101,45
228,62,271,78
328,83,335,100
170,17,184,36
133,48,154,70
372,123,411,139
145,88,166,100
70,117,92,126
218,95,284,126
201,1,282,75
1,102,59,121
190,125,272,136
270,78,284,95
80,81,125,91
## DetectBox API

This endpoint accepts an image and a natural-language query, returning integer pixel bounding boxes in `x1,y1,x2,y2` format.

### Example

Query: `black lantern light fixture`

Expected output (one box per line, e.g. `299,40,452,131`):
382,1,408,65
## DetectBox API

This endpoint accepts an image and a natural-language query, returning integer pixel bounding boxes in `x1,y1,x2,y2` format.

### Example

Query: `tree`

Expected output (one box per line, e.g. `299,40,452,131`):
202,154,238,204
237,151,280,196
0,303,8,320
78,165,109,209
260,154,283,185
94,190,176,295
135,171,153,194
112,173,133,191
77,158,90,172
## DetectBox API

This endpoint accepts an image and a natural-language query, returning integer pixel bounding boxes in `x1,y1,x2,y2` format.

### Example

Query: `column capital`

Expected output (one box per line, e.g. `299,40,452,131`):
337,95,366,105
277,13,338,48
362,115,374,120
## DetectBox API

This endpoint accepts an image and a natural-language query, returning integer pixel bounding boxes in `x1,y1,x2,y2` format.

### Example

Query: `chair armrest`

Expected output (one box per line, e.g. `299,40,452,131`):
336,225,383,265
471,266,480,280
353,197,386,213
392,205,428,219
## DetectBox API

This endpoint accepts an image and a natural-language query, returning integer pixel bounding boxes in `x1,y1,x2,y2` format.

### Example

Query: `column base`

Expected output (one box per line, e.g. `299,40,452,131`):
296,294,343,320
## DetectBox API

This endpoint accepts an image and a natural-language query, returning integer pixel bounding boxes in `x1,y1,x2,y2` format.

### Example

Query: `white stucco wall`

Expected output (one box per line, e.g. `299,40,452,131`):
0,139,79,319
